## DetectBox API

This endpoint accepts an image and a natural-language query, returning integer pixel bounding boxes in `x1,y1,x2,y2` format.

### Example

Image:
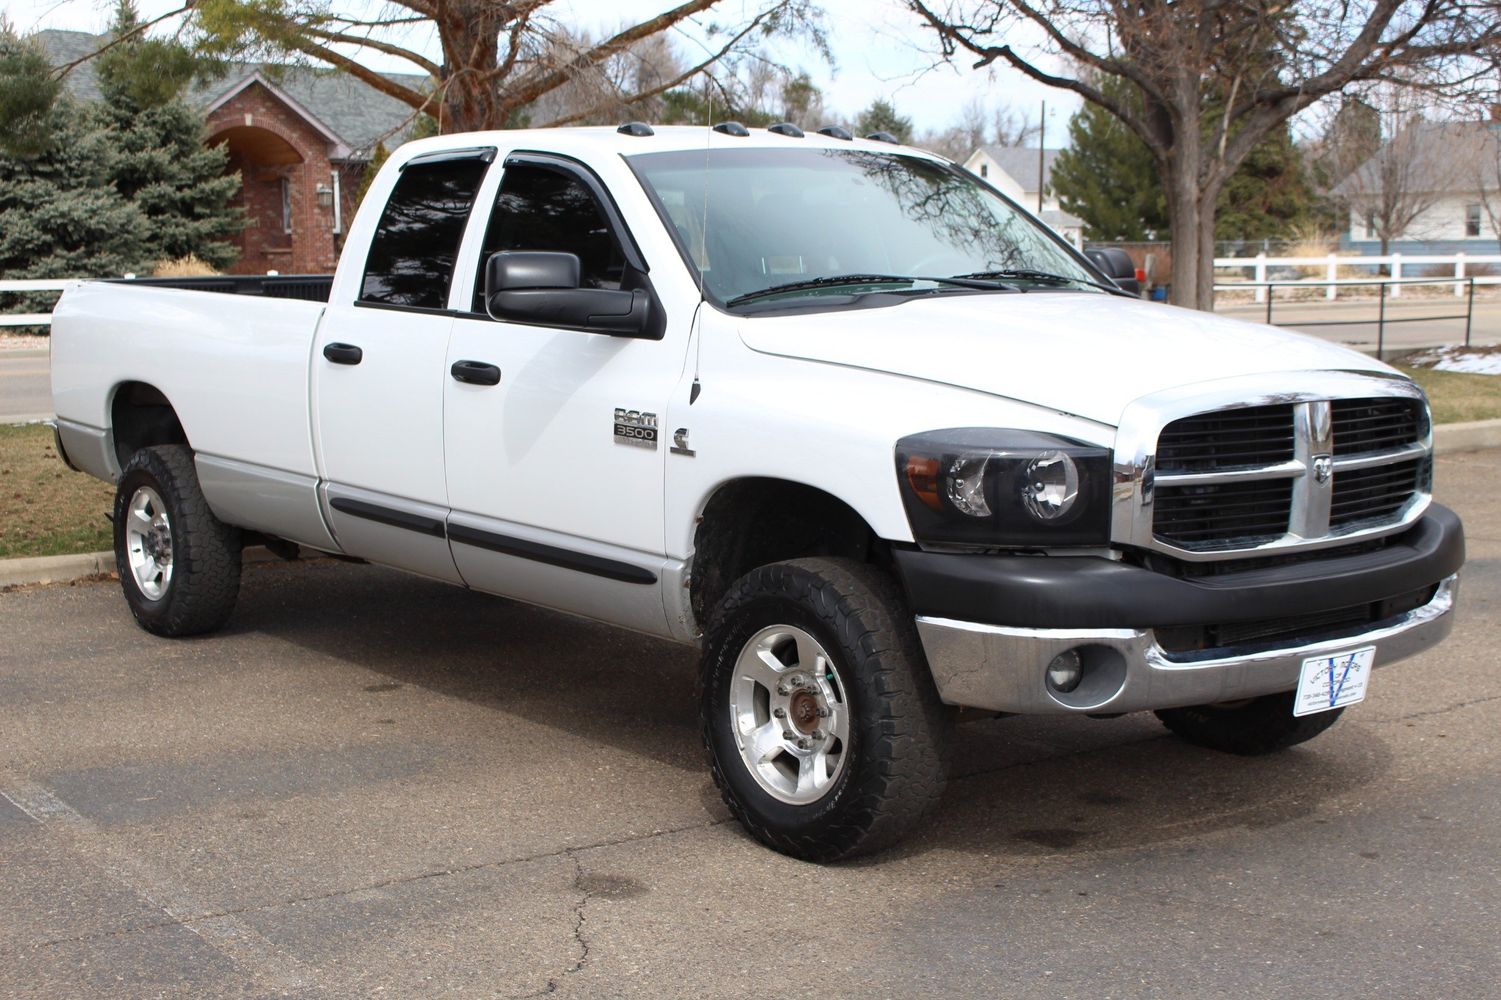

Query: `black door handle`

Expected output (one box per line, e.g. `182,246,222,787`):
323,342,363,365
450,360,501,386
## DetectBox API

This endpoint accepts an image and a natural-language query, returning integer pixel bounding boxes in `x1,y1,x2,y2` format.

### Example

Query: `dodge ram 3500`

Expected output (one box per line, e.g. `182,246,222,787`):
50,124,1464,860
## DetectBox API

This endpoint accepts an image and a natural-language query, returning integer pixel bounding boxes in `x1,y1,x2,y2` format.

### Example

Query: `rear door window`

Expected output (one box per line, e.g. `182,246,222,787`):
361,157,490,309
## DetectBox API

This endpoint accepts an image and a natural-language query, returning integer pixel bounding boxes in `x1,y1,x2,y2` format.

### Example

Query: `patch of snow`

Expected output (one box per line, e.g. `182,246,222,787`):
1404,345,1501,375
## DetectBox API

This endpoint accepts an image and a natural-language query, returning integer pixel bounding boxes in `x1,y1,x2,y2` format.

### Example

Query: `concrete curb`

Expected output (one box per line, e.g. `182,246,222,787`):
0,551,114,588
4,426,1500,590
0,546,299,590
1433,419,1501,455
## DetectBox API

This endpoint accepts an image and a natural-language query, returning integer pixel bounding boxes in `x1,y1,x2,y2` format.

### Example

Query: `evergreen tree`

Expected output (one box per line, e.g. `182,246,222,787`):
0,24,60,157
1050,75,1312,245
1049,80,1167,240
0,98,151,320
1214,124,1313,244
855,99,913,143
0,9,242,323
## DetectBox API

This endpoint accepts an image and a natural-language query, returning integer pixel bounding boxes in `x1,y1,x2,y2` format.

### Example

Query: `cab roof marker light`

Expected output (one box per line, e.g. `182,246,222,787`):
816,125,853,140
712,121,750,137
865,131,901,145
617,122,654,137
768,122,805,138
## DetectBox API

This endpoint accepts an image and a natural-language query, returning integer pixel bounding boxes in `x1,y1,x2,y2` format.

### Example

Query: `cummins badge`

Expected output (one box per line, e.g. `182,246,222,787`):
614,408,658,449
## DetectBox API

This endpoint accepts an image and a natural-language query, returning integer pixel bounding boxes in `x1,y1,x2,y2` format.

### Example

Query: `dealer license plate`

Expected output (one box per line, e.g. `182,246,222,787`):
1293,647,1375,716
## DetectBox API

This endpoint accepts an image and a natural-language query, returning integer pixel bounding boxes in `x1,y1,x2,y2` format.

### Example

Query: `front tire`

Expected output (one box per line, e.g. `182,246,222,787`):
113,445,241,637
701,558,952,861
1155,692,1343,756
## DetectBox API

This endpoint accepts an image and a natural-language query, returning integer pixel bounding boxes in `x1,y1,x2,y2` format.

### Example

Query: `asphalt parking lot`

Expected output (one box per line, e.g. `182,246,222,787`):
2,449,1498,999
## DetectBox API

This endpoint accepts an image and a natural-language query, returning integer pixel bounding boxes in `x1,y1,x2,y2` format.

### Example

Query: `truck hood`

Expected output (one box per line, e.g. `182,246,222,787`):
737,293,1395,427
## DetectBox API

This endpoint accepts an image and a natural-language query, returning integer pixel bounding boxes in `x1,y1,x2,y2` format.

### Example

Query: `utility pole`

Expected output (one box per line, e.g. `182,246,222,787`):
1037,99,1046,213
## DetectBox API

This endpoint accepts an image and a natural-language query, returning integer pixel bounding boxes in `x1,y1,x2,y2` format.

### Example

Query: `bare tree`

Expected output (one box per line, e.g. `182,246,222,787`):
917,97,1035,161
54,1,824,135
1473,112,1501,253
1334,89,1468,254
904,1,1501,309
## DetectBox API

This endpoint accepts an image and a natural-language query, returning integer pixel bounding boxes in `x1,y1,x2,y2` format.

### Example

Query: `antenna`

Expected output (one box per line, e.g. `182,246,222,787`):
688,73,713,401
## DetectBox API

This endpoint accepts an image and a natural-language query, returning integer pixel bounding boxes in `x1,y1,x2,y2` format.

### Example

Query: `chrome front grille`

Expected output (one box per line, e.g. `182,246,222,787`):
1152,397,1428,553
1111,374,1433,562
1155,403,1296,472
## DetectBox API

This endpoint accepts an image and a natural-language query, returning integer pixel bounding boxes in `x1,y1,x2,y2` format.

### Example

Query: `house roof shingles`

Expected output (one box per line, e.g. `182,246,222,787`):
974,145,1063,192
36,28,426,158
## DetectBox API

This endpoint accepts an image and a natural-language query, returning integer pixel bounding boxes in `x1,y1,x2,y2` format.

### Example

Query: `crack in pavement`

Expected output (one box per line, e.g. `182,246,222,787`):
1367,692,1501,723
25,814,732,954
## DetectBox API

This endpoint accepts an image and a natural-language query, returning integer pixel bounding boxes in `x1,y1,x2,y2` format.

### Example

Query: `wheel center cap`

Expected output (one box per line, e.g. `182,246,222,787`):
789,690,821,733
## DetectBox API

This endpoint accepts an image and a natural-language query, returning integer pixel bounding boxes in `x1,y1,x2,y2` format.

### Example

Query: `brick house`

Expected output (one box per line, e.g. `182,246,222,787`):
41,30,423,275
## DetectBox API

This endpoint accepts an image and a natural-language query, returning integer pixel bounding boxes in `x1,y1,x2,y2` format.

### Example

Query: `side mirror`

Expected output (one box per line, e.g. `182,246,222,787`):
1084,247,1141,296
484,251,653,337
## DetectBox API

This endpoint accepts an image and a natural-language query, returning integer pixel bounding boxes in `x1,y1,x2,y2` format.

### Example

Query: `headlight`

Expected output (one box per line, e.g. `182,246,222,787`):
895,429,1111,547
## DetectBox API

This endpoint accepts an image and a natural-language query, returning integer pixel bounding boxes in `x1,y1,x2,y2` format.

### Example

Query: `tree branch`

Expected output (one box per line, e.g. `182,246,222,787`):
497,0,726,114
281,34,433,112
535,6,776,127
302,26,441,76
51,2,195,79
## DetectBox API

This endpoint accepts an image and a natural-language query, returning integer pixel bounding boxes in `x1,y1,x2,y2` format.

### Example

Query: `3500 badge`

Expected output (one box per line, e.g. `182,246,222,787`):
613,408,658,449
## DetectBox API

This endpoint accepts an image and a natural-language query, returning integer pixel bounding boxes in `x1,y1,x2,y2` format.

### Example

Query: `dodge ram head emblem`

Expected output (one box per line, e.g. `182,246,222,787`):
1313,454,1333,484
613,408,658,449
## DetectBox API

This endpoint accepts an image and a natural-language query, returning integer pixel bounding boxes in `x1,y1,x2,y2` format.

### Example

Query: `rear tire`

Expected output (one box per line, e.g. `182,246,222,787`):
113,445,241,637
1155,692,1343,755
700,558,952,861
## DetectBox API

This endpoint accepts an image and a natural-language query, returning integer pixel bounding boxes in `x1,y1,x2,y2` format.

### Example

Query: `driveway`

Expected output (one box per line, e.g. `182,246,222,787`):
1,449,1498,998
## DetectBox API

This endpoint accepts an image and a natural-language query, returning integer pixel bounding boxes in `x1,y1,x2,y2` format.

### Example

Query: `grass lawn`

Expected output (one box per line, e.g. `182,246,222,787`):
0,423,113,559
1396,365,1501,424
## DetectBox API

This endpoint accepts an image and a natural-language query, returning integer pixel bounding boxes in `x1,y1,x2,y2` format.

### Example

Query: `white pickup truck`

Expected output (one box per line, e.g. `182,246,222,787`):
50,124,1464,860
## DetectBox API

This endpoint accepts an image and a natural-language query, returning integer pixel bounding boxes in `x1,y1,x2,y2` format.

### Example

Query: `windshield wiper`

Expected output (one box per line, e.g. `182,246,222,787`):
726,273,1017,308
954,269,1132,297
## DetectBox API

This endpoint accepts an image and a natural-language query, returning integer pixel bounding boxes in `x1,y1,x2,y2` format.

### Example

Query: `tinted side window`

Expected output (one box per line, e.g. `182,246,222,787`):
361,158,488,309
471,165,626,313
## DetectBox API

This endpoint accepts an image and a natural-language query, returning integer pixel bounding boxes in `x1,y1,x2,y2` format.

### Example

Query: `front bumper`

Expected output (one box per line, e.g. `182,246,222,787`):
915,575,1456,714
897,505,1464,715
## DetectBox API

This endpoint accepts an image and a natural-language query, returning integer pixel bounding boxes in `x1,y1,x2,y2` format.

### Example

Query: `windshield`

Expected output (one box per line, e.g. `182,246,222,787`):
626,147,1098,308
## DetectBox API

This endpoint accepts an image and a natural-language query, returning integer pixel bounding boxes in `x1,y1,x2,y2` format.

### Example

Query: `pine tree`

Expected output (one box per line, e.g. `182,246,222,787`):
1049,80,1168,241
0,24,60,158
1050,75,1312,245
855,99,913,143
0,98,151,321
0,5,241,321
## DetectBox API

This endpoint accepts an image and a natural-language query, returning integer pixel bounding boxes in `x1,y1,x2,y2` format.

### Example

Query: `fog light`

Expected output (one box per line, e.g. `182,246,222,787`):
1046,649,1084,693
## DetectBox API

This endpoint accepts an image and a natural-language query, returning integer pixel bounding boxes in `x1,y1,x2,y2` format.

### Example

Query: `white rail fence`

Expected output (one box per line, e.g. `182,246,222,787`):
1214,253,1501,302
0,279,71,327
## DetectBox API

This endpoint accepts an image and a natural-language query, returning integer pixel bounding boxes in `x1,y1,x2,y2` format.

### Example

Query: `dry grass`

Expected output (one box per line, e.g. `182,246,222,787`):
0,423,114,558
1397,364,1501,424
152,254,219,278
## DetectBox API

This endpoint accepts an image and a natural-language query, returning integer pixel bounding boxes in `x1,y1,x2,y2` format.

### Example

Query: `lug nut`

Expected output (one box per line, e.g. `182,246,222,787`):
816,707,831,718
773,707,786,719
811,729,825,740
782,730,796,741
797,738,811,750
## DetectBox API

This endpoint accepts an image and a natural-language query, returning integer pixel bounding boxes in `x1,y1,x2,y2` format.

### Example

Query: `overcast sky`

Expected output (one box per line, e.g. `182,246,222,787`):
10,0,1082,140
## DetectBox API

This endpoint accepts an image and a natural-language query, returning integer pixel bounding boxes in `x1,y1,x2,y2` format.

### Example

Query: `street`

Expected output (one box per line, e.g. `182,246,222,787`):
1216,294,1501,356
0,449,1496,998
0,348,51,424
